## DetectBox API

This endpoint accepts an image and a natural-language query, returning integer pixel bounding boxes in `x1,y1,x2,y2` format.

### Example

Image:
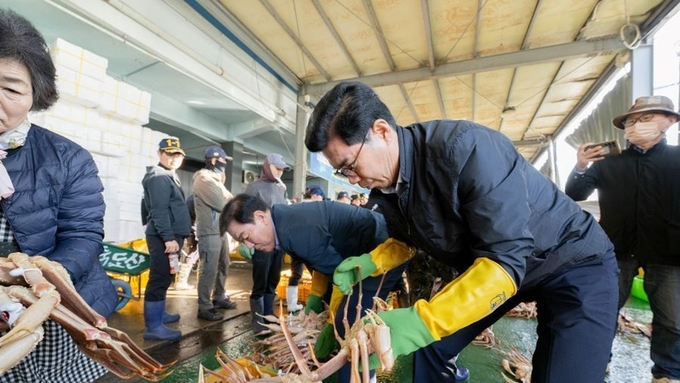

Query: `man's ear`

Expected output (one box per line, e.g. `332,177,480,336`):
372,119,394,143
253,210,269,225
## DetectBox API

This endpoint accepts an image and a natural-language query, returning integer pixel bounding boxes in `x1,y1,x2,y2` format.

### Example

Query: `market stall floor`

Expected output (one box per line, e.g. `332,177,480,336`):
95,261,654,383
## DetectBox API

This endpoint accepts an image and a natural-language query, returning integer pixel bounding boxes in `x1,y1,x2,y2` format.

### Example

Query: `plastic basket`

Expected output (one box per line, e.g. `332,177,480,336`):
276,269,312,304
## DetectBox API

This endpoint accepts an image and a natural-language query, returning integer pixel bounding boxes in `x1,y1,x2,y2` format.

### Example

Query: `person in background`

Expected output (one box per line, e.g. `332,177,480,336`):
565,96,680,383
302,183,325,202
0,9,118,382
305,81,619,383
336,190,350,204
193,145,238,321
142,137,191,341
220,193,413,383
349,193,361,206
244,153,290,334
358,193,369,207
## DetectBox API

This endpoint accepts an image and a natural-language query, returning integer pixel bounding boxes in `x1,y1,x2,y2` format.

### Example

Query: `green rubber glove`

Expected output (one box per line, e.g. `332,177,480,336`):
305,294,324,314
333,254,377,295
314,322,339,359
238,243,254,260
367,306,436,370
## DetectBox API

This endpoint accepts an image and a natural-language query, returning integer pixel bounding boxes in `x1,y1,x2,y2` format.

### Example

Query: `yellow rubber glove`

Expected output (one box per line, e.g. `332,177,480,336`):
368,258,517,368
305,272,329,314
333,238,415,295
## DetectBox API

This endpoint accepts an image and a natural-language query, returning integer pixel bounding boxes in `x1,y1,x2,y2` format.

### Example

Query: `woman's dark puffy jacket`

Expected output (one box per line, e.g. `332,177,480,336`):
1,125,117,317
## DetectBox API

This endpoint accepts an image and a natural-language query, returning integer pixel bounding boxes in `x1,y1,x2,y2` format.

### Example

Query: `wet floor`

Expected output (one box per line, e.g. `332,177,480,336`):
94,260,653,383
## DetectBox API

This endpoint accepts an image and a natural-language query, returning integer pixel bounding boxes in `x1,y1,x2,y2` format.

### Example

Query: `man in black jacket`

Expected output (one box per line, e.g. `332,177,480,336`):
142,137,192,341
566,96,680,383
305,81,619,383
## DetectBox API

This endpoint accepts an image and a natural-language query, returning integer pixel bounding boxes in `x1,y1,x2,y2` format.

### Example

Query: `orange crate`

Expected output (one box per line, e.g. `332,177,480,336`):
276,269,312,304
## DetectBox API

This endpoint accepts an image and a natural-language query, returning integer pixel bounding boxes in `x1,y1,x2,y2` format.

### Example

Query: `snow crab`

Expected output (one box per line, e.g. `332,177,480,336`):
199,271,395,382
0,252,173,380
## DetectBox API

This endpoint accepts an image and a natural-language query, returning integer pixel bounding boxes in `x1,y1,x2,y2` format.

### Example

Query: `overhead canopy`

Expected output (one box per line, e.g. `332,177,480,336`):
210,0,675,161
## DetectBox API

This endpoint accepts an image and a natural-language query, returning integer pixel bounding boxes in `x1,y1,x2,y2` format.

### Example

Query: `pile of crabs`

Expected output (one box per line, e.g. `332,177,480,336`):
0,253,652,383
0,252,172,381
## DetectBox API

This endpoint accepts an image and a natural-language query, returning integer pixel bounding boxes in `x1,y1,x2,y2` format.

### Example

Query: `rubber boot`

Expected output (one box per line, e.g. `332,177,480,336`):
286,286,303,312
144,300,181,341
263,293,276,316
174,262,194,290
250,297,267,335
163,311,180,323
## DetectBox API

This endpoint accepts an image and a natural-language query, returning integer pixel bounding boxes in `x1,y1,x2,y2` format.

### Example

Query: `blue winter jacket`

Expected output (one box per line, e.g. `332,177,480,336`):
1,125,117,317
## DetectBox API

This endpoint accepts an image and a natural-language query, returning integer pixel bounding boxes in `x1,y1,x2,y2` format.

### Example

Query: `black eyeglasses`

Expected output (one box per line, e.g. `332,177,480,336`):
334,134,368,177
623,113,656,127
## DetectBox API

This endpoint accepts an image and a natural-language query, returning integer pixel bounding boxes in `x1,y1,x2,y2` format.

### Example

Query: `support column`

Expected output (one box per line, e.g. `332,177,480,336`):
292,91,311,201
223,141,244,194
630,43,653,102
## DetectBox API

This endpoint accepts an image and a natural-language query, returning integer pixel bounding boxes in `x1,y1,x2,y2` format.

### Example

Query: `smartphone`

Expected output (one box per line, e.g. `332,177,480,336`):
585,140,620,157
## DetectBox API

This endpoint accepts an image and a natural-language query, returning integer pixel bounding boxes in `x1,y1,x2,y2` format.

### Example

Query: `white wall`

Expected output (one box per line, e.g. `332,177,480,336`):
30,39,165,243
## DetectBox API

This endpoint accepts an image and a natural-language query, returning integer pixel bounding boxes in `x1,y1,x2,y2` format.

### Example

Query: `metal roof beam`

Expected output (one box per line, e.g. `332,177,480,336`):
259,0,331,81
399,84,419,123
312,0,361,76
362,0,396,71
306,36,624,94
420,0,435,70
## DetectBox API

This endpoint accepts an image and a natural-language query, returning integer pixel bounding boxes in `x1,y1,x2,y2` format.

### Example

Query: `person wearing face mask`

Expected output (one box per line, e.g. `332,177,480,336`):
244,153,291,334
0,9,117,381
566,95,680,383
193,145,238,321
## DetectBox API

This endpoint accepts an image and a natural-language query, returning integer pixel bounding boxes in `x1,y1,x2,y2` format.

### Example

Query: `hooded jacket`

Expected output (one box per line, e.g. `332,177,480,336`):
245,156,288,207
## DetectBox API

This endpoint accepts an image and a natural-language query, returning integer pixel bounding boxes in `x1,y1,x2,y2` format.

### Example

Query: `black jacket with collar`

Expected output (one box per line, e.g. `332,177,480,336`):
565,140,680,265
370,120,613,289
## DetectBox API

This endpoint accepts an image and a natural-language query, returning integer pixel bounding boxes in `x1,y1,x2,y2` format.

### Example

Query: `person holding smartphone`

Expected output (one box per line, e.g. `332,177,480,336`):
566,96,680,383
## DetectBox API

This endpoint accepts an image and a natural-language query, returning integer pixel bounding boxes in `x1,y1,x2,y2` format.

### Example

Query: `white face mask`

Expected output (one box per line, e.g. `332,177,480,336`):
624,121,664,149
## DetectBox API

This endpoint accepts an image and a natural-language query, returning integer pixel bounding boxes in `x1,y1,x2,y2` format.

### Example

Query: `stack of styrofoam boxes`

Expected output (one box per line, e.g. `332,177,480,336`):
31,38,160,243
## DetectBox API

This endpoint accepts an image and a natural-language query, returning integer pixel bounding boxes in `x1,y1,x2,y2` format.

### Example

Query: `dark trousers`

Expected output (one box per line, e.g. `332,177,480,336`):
413,253,619,383
288,257,306,286
251,248,284,299
145,234,184,302
336,262,410,383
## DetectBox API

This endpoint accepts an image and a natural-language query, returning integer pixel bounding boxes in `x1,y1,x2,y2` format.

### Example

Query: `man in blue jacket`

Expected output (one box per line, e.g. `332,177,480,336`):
305,81,619,383
220,193,414,382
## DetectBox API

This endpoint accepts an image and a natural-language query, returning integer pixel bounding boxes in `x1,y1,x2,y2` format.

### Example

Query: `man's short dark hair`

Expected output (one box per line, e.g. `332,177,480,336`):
305,81,396,152
0,9,58,111
219,193,270,235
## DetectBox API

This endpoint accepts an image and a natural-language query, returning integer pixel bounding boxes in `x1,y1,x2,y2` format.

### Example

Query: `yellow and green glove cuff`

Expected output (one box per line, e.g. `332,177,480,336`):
414,257,517,339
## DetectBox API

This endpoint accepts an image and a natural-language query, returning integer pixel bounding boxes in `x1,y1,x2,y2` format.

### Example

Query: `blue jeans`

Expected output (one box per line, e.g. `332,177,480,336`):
619,259,680,379
414,253,619,383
